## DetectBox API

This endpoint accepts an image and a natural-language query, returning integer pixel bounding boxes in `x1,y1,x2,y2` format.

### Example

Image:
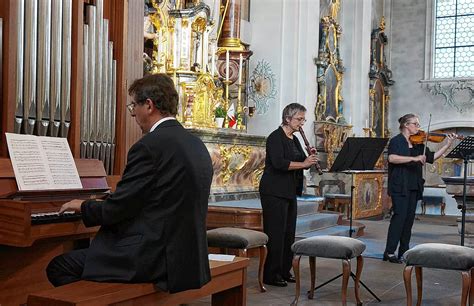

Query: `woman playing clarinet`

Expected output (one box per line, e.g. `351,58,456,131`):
384,113,456,263
259,103,318,286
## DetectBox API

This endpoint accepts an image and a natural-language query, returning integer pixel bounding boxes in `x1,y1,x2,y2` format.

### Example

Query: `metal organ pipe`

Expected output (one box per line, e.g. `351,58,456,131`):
15,0,25,134
49,0,62,137
59,0,72,138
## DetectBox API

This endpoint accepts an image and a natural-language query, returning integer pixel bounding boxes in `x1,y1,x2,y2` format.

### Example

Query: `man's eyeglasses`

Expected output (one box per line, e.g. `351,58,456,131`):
126,102,136,113
407,122,420,127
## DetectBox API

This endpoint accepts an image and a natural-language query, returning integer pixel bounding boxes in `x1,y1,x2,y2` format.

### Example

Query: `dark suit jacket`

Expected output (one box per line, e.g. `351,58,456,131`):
80,120,213,293
259,126,305,199
387,133,434,200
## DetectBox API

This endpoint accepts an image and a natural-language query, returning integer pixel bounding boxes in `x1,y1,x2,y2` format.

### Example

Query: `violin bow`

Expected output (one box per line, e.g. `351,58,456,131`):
423,114,432,157
423,114,432,176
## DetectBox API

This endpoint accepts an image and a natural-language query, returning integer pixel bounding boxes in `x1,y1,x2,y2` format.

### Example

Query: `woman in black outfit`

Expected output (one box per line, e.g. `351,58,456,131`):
259,103,318,287
384,113,456,263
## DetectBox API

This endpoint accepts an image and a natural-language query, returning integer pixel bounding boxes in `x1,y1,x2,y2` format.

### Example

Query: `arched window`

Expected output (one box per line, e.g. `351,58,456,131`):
433,0,474,78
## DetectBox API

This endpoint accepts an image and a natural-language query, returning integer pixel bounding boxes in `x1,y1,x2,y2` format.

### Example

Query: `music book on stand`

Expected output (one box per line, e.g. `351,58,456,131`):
5,133,83,191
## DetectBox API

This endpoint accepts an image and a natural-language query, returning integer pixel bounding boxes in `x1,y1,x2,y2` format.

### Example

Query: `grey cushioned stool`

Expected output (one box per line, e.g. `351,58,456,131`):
207,227,268,292
403,243,474,306
291,235,366,306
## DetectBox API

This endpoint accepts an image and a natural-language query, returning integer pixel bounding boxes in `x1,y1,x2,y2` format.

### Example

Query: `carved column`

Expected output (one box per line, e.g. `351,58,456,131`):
219,0,243,49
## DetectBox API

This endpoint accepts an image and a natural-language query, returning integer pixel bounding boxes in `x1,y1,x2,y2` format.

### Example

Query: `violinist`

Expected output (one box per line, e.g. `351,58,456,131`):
384,113,457,264
259,103,318,286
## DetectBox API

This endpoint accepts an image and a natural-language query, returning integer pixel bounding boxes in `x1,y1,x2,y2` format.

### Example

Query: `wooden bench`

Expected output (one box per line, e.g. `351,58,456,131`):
27,258,249,306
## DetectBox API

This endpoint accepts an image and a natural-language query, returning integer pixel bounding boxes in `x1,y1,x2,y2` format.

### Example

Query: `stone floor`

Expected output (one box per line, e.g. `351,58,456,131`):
191,215,467,305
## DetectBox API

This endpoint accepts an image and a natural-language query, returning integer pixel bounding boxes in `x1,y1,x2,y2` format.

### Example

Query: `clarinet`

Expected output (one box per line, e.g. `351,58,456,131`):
299,127,323,175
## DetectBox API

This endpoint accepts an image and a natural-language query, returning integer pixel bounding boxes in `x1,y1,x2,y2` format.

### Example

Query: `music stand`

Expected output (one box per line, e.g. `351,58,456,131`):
313,137,388,302
446,136,474,246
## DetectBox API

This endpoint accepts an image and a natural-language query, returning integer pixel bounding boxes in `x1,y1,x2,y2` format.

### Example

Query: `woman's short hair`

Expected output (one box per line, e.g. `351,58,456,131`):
281,103,306,125
398,113,418,131
128,74,178,116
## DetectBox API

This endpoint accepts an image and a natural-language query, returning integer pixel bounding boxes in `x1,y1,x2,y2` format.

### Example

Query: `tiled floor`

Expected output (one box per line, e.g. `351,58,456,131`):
191,215,466,305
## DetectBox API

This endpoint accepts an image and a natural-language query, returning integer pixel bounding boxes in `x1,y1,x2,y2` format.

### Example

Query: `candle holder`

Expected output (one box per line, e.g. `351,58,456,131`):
363,127,374,137
223,79,231,128
236,83,244,130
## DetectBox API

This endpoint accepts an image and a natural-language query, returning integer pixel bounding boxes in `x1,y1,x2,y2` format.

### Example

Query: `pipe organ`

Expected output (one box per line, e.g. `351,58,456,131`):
7,0,116,174
80,0,117,174
15,0,72,138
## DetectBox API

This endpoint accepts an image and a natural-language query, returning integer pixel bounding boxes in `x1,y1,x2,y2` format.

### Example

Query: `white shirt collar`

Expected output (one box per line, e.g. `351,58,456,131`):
150,117,176,132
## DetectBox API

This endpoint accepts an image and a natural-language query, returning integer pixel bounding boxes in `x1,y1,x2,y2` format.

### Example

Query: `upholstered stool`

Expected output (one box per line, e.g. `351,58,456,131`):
403,243,474,306
290,235,366,305
207,227,268,292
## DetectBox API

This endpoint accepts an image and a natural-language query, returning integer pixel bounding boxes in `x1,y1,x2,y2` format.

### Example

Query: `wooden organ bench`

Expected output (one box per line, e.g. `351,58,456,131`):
27,258,249,306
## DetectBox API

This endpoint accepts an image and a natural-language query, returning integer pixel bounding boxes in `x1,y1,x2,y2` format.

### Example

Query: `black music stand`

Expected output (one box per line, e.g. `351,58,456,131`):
446,136,474,246
313,137,388,302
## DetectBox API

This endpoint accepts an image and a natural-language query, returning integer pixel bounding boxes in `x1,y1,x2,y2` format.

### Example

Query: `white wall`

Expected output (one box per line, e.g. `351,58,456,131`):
340,0,372,136
247,0,320,146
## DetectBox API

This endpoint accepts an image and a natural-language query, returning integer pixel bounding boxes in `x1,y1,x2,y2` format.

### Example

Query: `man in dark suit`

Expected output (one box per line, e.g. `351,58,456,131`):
47,74,213,293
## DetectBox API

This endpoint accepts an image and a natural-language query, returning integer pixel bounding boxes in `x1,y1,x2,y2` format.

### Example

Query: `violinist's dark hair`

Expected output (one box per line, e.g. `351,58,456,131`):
398,113,418,131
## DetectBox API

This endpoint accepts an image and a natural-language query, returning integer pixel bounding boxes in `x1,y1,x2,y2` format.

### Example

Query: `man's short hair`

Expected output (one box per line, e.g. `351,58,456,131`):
128,74,178,115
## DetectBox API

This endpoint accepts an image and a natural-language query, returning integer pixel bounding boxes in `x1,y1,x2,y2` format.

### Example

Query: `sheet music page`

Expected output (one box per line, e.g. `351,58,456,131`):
6,133,83,191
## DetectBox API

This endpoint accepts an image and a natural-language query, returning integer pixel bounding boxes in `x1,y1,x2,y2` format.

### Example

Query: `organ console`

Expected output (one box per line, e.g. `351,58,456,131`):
0,158,109,305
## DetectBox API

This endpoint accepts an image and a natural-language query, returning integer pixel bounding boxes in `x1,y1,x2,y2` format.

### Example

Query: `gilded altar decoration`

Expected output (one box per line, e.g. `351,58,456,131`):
218,144,251,184
352,172,383,219
145,0,252,130
180,73,224,128
315,8,345,123
369,17,395,138
314,121,352,169
248,60,277,115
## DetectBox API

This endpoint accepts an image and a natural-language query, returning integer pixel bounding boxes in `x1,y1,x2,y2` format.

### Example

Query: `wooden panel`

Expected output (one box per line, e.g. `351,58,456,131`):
0,239,77,306
0,0,18,157
207,206,263,231
68,0,85,157
108,0,144,175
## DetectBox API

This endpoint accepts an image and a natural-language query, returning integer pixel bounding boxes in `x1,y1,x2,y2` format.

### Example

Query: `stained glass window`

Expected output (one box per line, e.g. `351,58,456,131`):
434,0,474,78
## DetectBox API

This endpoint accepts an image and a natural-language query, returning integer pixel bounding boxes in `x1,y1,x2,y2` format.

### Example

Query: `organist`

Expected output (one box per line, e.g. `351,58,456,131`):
46,74,214,293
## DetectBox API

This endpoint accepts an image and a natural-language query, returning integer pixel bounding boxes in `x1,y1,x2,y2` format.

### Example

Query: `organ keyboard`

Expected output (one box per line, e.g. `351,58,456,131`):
0,157,110,305
31,211,82,225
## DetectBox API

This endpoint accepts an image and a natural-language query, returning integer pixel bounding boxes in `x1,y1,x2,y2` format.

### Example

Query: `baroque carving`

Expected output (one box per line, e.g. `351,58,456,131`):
248,60,277,115
426,80,474,113
218,144,252,184
369,17,394,138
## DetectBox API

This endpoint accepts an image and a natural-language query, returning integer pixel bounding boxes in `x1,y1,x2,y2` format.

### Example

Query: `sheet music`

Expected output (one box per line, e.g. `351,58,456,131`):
6,133,83,191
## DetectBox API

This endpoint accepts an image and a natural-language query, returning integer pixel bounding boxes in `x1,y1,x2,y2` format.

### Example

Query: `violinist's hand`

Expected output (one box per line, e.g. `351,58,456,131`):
303,154,318,168
413,155,426,165
59,199,84,215
446,133,457,145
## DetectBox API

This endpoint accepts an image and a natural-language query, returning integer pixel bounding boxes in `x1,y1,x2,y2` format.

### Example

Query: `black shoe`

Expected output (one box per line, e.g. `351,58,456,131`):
383,252,403,264
283,275,296,283
263,278,288,287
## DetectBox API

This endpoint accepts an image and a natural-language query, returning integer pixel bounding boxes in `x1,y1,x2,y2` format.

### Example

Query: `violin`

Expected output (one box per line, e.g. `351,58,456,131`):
299,127,323,175
409,130,464,144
